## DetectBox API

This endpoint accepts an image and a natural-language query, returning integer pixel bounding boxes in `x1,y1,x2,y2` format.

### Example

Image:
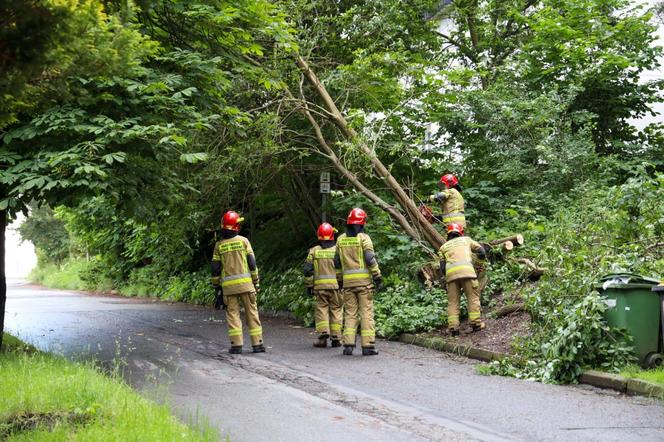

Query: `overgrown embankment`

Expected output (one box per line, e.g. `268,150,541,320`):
0,333,217,440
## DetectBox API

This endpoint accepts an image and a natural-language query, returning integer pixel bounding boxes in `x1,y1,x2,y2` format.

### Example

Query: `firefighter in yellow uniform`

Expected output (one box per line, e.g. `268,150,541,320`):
428,173,466,229
335,208,383,356
438,223,486,336
211,210,265,354
303,222,343,348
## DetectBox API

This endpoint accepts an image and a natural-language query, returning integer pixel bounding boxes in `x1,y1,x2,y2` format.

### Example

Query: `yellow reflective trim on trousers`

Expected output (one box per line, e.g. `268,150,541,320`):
249,327,262,336
330,324,342,331
316,321,329,328
361,330,375,337
343,329,357,336
343,272,370,280
221,277,253,287
446,265,474,275
228,328,243,336
468,312,481,319
315,278,338,285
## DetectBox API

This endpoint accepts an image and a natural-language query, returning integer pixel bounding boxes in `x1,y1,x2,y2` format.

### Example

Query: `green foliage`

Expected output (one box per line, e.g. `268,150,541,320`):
0,335,216,440
28,257,87,291
259,268,315,325
485,172,664,383
17,207,71,264
374,281,447,338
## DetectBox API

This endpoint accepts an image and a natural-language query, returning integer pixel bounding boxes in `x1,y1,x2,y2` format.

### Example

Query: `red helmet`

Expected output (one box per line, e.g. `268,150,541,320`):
347,208,367,225
317,223,336,240
221,210,243,231
439,174,459,188
447,222,464,236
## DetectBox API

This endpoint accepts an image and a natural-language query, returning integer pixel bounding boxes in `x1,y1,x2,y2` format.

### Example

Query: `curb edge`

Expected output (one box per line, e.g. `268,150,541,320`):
399,333,663,399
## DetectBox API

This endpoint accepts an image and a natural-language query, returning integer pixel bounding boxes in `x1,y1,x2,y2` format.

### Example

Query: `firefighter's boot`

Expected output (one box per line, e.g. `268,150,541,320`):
229,346,243,354
331,339,342,348
252,344,266,353
362,347,378,356
471,321,486,333
314,335,328,348
343,345,354,356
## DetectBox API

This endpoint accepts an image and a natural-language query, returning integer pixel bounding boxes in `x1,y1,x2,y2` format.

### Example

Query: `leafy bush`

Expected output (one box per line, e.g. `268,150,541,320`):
18,206,72,264
485,172,663,383
374,280,447,338
28,256,86,291
161,271,212,305
259,268,315,325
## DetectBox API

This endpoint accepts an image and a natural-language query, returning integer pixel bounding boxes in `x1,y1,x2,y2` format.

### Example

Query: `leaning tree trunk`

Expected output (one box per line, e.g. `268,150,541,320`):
284,86,427,249
0,206,6,349
295,56,446,250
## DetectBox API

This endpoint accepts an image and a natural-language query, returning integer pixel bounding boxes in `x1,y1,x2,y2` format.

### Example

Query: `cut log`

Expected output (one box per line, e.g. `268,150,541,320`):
481,241,513,260
493,303,525,318
417,261,443,288
513,257,547,281
490,234,524,247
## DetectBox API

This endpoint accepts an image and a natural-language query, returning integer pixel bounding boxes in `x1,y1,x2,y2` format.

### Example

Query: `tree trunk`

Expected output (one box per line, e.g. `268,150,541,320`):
0,207,6,349
513,258,547,281
284,86,430,252
493,303,525,318
489,234,524,247
295,55,446,250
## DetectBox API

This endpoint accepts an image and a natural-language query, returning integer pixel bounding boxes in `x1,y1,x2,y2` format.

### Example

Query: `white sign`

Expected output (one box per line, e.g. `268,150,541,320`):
320,182,330,194
320,172,330,183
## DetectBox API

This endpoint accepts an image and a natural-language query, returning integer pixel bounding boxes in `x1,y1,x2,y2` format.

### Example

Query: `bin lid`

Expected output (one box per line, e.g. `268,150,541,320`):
653,282,664,293
599,273,661,290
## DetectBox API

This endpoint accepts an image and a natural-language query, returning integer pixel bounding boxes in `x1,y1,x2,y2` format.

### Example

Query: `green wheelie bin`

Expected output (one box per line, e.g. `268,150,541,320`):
653,282,664,366
597,273,663,368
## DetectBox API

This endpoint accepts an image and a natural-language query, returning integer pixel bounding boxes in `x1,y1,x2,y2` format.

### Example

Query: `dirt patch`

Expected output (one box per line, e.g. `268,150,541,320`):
429,311,531,355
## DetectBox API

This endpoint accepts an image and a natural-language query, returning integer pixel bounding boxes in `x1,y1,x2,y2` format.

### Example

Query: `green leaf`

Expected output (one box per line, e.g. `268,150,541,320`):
179,152,208,164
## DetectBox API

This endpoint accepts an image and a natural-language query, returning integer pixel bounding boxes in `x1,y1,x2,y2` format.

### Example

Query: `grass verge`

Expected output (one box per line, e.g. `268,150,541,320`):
0,333,217,441
620,364,664,389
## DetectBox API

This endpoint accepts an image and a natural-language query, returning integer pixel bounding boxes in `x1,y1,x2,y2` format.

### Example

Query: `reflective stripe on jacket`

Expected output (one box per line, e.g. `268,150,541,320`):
211,235,258,295
432,188,466,227
438,236,482,282
335,233,381,288
305,245,341,290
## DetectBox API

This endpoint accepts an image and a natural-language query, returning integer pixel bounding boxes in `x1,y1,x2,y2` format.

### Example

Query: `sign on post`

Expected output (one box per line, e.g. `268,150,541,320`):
320,172,330,193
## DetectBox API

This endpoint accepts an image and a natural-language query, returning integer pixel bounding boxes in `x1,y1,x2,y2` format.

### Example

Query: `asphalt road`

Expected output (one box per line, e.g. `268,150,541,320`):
5,279,664,441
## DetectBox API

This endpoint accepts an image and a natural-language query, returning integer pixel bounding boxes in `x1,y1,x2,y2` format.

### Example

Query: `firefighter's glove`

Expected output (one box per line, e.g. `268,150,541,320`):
373,277,384,292
305,287,314,297
254,283,261,294
213,287,226,310
478,247,487,260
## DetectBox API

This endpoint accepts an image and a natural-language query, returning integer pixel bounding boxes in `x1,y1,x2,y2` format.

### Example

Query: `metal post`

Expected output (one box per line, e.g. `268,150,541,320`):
320,172,330,223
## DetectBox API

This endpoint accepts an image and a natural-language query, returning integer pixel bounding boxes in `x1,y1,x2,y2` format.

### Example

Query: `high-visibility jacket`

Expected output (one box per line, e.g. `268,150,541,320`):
211,235,259,295
438,236,483,282
431,188,465,226
304,245,341,290
335,233,381,288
